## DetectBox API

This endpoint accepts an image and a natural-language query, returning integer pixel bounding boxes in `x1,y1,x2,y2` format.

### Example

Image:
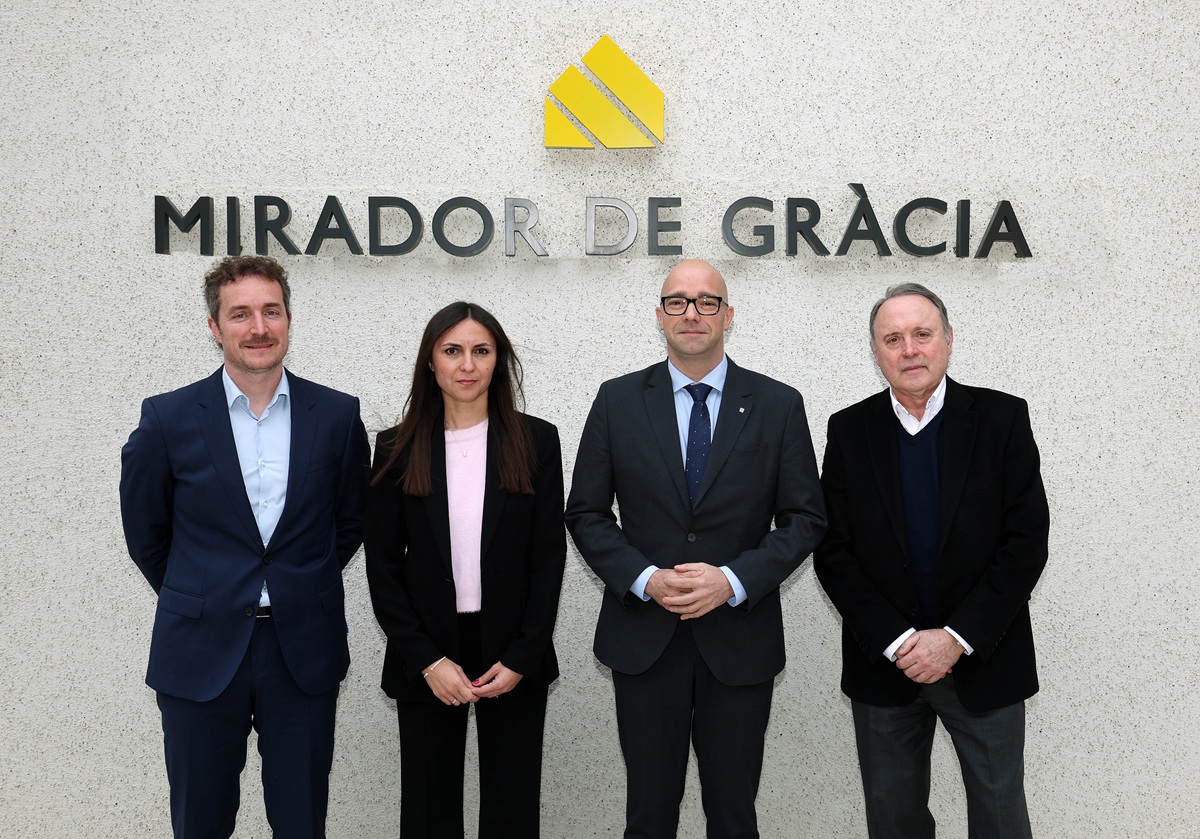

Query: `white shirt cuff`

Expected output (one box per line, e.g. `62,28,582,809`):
885,628,917,661
631,566,657,601
720,566,746,606
944,626,973,655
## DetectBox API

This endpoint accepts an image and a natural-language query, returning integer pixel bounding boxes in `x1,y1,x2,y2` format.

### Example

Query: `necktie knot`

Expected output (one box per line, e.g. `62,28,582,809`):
686,383,713,404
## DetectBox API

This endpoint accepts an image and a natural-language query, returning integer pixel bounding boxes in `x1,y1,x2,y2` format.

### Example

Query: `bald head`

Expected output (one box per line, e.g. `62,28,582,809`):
656,259,734,379
660,259,730,301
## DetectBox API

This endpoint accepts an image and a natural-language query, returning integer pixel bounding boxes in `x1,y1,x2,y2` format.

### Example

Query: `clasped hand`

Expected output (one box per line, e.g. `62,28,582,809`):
894,629,963,684
423,658,524,705
646,563,733,620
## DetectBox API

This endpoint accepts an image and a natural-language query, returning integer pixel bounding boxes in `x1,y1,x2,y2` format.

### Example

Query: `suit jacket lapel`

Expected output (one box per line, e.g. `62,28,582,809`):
866,390,908,557
479,419,505,559
426,425,454,575
272,372,316,548
645,362,691,509
694,358,752,509
196,369,261,548
937,378,977,555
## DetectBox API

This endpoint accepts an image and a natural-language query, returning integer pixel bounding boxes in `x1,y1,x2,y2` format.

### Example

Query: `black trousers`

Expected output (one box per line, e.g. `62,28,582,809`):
611,620,774,839
157,615,339,839
395,611,549,839
852,675,1031,839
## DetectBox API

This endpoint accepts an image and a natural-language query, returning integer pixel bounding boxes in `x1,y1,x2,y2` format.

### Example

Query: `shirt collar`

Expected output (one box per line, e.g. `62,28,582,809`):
222,367,290,410
889,375,947,423
667,355,728,394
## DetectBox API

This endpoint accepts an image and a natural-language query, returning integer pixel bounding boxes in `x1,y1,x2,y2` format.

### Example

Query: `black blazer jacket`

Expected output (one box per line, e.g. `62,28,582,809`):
364,413,566,703
814,377,1050,712
565,359,827,687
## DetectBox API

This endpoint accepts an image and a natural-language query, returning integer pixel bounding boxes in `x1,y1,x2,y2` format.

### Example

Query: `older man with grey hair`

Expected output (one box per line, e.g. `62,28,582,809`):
815,282,1050,839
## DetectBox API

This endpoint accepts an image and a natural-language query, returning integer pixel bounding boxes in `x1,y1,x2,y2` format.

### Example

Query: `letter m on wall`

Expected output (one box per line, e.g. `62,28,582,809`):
155,196,214,254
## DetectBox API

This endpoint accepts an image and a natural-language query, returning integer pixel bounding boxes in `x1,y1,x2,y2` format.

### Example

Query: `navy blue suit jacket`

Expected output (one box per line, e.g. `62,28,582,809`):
120,368,370,702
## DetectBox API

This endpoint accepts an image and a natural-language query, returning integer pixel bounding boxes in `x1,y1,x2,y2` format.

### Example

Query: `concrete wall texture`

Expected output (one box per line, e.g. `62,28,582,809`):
2,0,1196,836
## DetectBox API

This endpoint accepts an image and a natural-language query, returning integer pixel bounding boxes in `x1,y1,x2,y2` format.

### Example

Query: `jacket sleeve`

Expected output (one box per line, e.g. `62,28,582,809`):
943,399,1050,659
564,384,655,599
335,398,370,569
119,398,173,593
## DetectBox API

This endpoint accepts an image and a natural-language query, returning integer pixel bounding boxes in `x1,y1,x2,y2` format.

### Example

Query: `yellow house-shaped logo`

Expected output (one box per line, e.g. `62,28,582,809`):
544,36,664,149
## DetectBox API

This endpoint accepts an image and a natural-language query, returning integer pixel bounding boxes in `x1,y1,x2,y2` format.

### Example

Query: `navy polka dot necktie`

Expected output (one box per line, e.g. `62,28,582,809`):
685,383,713,509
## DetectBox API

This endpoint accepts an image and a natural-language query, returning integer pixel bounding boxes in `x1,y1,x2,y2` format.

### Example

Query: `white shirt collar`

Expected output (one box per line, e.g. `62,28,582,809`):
889,375,947,435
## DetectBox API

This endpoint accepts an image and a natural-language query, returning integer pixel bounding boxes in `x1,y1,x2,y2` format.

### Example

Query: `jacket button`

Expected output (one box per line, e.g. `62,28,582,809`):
687,533,697,543
263,554,272,565
244,606,255,617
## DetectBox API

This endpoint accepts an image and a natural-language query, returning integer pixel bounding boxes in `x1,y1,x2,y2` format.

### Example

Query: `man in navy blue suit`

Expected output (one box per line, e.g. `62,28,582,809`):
120,255,369,838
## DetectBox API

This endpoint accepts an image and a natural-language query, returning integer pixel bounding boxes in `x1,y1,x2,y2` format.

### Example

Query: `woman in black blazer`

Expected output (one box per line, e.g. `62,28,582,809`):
364,302,566,838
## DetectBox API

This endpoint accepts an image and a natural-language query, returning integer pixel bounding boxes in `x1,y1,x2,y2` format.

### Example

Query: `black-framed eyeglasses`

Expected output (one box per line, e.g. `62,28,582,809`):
660,295,724,316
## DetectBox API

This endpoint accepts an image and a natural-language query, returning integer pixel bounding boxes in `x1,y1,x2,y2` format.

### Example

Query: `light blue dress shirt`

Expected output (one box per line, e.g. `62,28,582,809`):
222,368,291,607
630,356,747,607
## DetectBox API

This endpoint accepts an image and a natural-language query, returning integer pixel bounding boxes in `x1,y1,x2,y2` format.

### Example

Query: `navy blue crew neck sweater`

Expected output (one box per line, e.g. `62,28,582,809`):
897,410,945,628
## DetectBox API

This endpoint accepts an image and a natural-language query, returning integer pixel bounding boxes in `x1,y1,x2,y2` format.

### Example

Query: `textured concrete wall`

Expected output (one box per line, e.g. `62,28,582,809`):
2,1,1197,836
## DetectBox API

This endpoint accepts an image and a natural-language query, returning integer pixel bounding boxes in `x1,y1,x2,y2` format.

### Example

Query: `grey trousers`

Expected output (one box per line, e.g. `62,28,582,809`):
851,676,1032,839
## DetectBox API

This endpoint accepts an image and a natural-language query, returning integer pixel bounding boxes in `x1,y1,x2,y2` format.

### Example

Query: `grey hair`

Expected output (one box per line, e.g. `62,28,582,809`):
869,283,951,346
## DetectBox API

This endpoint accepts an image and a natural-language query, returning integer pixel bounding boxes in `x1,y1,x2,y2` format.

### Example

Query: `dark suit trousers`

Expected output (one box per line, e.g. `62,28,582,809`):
611,620,773,839
395,612,549,839
851,676,1031,839
156,615,339,839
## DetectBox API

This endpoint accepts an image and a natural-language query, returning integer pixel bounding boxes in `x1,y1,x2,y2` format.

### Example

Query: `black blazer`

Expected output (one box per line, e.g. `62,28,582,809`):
364,413,566,703
565,359,827,687
814,377,1050,712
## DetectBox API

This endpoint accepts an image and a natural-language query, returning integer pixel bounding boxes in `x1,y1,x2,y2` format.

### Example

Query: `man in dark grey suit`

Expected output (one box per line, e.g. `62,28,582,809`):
815,283,1050,839
566,259,827,839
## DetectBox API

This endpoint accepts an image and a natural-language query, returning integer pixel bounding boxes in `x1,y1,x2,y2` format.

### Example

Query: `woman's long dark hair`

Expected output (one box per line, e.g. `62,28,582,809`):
373,302,535,496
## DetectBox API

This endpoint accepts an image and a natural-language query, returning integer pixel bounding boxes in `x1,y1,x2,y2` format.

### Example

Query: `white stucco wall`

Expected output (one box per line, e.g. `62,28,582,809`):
2,1,1197,836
